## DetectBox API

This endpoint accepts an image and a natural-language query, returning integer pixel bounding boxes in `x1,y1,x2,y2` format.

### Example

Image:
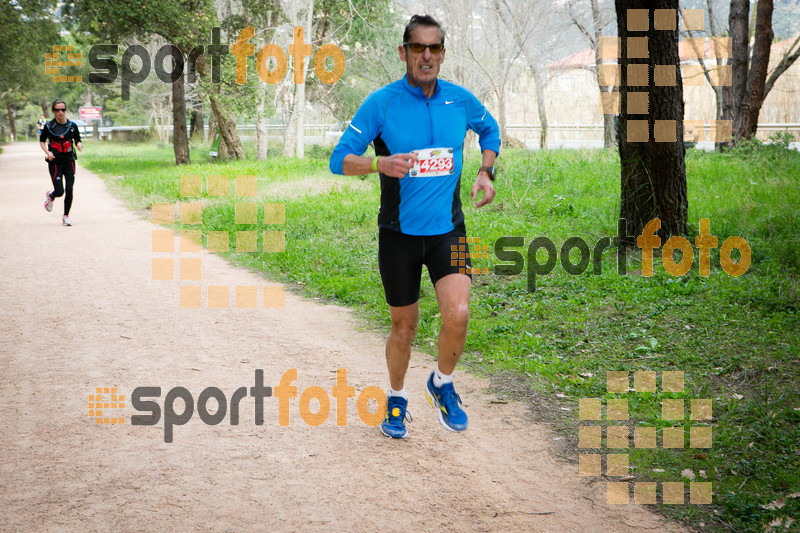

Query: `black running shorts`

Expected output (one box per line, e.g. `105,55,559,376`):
378,224,472,307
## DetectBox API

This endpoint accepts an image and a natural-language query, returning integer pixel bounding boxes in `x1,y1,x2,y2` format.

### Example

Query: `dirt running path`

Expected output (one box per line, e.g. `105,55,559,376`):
0,143,686,532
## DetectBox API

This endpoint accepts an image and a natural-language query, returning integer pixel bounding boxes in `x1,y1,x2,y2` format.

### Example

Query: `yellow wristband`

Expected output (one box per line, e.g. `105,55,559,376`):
372,156,379,172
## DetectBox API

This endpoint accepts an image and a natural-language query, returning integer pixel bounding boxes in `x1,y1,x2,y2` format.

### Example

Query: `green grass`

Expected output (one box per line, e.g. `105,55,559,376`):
81,140,800,533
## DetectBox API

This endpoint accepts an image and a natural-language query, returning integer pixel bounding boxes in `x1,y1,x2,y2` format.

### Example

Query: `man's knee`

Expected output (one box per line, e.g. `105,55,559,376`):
391,318,418,346
443,303,469,331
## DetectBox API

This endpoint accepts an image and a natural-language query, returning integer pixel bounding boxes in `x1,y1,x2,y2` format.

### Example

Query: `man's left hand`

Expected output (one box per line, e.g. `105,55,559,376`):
77,142,83,152
471,173,495,208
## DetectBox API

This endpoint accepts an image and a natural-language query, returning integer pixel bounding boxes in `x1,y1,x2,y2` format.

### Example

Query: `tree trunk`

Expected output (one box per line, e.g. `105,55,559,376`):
495,85,507,146
729,0,749,117
589,0,615,148
190,110,204,140
603,108,616,147
40,100,49,119
255,87,269,160
207,110,217,143
171,47,190,165
296,6,313,159
194,54,244,159
209,95,242,159
532,63,548,150
6,102,16,142
616,0,687,239
282,90,298,157
733,0,773,141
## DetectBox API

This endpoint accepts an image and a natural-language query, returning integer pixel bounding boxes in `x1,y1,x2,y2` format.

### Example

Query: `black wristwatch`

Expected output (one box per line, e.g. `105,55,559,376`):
479,166,495,181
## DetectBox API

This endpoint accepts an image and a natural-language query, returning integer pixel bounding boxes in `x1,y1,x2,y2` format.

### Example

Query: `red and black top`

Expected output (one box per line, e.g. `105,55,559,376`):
39,119,81,163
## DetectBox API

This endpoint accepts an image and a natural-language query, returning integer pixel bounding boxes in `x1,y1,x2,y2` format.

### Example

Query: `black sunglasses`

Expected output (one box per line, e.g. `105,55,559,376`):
53,108,66,112
403,42,444,54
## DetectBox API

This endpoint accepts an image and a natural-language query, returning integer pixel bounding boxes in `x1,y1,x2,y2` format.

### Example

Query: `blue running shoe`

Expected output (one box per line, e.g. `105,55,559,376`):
380,395,412,439
425,372,468,432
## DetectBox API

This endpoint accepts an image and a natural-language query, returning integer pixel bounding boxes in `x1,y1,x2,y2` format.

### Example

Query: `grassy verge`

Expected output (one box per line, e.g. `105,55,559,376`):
81,140,799,533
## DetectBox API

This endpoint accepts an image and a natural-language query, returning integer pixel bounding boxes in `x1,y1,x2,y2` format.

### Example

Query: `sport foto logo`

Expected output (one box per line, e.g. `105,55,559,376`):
94,369,386,443
492,218,750,292
84,26,345,100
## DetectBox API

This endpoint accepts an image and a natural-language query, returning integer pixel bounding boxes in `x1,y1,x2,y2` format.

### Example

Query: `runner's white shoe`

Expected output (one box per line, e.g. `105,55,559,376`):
44,191,53,212
62,215,72,226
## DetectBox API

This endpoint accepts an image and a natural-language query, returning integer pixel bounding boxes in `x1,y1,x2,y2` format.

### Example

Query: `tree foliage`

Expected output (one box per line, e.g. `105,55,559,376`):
0,0,61,103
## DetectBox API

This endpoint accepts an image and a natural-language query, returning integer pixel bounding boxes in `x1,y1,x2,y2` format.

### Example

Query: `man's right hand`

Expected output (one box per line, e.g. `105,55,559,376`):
45,151,55,161
378,153,418,178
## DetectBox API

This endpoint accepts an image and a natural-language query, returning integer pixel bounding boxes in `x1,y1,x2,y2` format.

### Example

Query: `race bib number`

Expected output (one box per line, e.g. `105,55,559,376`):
409,147,454,178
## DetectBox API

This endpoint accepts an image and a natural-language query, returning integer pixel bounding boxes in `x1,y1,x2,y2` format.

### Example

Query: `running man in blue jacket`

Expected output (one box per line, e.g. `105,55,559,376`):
330,14,500,438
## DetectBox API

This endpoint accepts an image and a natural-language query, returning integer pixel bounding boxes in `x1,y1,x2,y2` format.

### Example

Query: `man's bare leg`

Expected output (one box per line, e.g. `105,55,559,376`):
423,273,471,432
434,273,471,374
385,302,419,390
